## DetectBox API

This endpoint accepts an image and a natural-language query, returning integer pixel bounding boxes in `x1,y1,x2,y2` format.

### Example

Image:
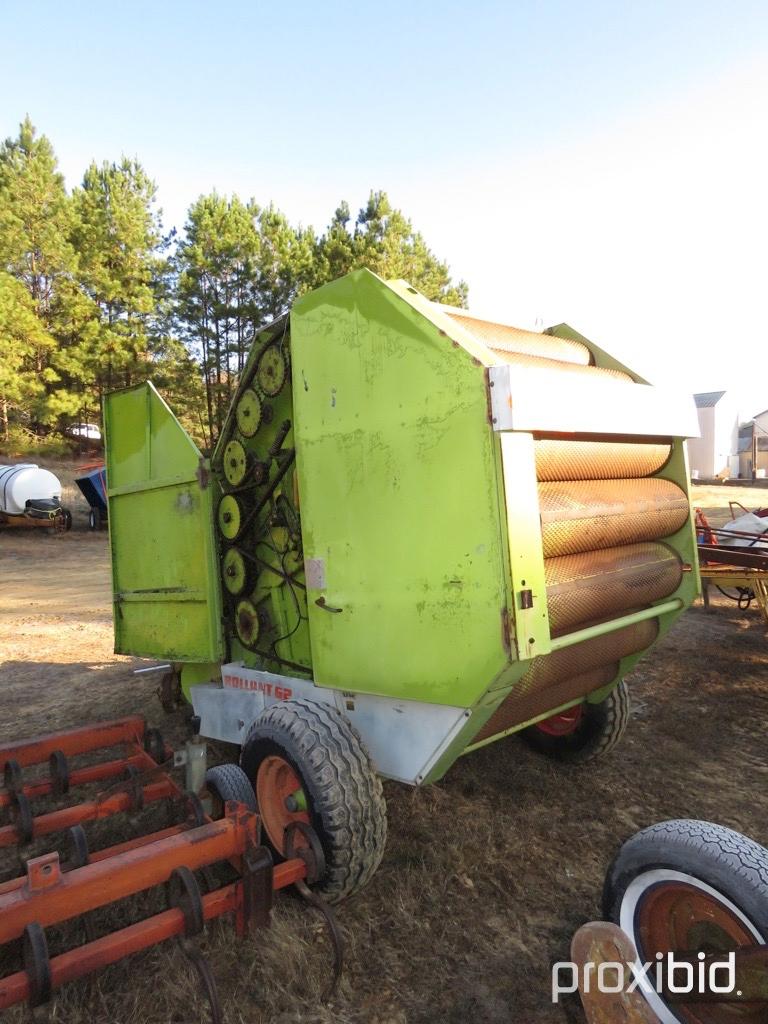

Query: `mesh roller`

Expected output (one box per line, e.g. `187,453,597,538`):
491,350,632,382
535,439,672,482
539,478,689,557
472,616,658,743
545,542,682,635
516,617,658,696
447,313,591,366
473,663,619,743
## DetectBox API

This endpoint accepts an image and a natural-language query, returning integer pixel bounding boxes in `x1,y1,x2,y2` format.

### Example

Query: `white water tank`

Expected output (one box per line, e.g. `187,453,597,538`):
0,464,63,516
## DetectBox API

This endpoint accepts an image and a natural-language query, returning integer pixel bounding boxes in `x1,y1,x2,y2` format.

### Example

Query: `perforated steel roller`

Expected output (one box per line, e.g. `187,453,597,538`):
474,662,619,743
474,616,658,741
534,439,672,482
539,478,689,557
491,351,632,383
448,313,591,366
545,542,682,636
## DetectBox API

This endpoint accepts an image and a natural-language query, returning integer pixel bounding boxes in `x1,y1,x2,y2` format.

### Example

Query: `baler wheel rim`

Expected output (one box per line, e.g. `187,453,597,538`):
240,699,387,902
256,755,310,853
521,678,629,763
535,705,583,737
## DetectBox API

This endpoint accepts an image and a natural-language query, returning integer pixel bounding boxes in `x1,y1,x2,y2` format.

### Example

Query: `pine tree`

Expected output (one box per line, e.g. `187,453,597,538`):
0,117,79,432
71,159,164,406
314,190,468,305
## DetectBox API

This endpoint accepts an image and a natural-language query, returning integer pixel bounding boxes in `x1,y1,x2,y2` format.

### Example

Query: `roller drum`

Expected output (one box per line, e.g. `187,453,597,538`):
534,439,672,482
545,542,682,636
448,313,592,366
491,351,632,383
472,615,658,743
473,662,619,744
539,478,689,557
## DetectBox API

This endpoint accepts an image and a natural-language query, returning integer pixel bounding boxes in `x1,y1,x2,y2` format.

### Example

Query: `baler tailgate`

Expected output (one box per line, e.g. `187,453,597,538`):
103,383,223,661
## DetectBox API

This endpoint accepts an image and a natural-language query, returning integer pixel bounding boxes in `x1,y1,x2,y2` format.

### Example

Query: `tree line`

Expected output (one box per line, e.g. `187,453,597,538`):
0,118,468,451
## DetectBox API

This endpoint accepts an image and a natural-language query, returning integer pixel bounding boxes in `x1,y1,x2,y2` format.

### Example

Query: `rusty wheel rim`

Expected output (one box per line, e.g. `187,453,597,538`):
624,872,764,1024
255,755,310,854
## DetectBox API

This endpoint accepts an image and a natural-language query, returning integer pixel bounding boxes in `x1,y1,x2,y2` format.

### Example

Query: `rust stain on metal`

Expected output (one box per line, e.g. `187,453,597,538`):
500,606,512,656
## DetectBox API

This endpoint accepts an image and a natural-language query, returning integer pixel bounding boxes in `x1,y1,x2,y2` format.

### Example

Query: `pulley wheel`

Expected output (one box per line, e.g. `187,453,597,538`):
223,439,250,487
235,599,261,649
236,388,262,438
222,547,249,596
257,345,287,397
217,494,244,541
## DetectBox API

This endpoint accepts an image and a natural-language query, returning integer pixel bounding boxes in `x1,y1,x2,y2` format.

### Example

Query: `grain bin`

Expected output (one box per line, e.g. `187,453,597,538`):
104,269,699,899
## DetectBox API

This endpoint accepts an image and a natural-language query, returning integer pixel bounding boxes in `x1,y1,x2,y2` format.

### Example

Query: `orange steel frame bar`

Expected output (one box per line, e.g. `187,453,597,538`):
0,753,148,810
0,717,181,849
0,771,176,848
0,811,259,943
0,715,146,771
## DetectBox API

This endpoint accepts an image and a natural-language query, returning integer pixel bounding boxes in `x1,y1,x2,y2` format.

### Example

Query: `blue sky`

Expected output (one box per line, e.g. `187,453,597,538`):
3,0,768,411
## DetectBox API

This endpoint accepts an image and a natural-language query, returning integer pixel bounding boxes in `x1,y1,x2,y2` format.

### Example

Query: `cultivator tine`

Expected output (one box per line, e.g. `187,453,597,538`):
48,751,69,797
295,879,345,1002
168,866,224,1024
22,922,52,1010
178,941,224,1024
284,820,344,1001
239,845,274,933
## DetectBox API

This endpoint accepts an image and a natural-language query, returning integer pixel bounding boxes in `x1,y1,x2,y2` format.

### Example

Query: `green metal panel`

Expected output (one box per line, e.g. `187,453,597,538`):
290,269,510,706
104,382,223,662
497,432,551,660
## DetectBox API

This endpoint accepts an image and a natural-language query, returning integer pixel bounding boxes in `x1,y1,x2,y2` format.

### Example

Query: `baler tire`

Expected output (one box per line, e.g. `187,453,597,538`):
602,820,768,1020
521,678,629,764
240,699,387,903
204,764,257,816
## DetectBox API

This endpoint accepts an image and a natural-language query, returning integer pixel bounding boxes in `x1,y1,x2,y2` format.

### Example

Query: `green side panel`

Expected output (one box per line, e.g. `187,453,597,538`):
104,382,223,662
290,269,509,706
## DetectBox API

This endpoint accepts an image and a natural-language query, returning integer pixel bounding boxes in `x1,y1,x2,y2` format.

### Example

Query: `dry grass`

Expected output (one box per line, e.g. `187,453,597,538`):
1,481,767,1022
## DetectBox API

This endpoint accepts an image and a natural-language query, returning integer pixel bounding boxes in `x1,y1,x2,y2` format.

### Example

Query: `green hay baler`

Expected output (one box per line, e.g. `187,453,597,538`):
104,269,699,899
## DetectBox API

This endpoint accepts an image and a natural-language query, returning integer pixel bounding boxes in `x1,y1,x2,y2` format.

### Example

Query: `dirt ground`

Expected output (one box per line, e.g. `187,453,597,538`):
1,474,767,1024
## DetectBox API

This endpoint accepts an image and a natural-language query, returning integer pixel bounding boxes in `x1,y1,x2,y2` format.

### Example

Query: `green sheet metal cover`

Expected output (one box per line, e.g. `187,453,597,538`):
104,382,223,661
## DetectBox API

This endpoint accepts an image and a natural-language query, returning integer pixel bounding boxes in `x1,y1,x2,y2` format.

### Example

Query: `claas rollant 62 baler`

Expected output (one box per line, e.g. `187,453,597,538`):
103,268,699,901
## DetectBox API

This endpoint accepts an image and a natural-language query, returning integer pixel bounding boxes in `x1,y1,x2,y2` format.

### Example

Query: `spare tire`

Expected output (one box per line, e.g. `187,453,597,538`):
603,819,768,1024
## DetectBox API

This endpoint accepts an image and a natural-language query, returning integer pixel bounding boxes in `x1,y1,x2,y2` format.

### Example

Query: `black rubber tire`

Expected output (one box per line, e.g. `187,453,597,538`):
521,679,630,763
240,698,387,903
603,819,768,942
204,764,257,814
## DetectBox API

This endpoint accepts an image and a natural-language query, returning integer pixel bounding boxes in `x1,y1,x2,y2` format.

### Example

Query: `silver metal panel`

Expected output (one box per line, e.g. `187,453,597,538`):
192,664,471,785
488,364,700,438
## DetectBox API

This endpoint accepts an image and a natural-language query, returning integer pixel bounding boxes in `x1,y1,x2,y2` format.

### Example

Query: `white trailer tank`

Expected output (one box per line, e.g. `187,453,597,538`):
0,464,63,516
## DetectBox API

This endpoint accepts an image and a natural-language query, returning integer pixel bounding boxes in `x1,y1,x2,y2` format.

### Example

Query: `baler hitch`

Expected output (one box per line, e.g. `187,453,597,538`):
0,716,344,1016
